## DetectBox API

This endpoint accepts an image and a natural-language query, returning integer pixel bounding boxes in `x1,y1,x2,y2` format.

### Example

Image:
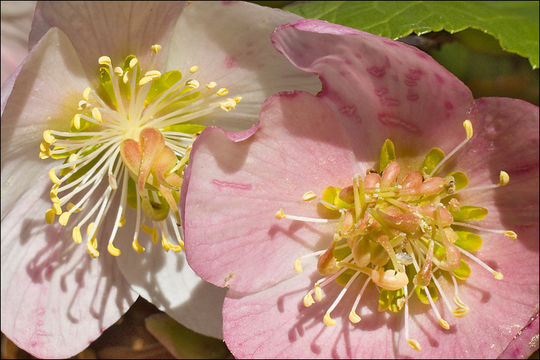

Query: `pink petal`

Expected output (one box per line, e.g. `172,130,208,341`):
184,91,359,293
1,28,90,217
164,1,320,132
29,2,184,77
448,97,539,228
271,19,474,160
1,172,137,359
499,314,539,359
223,223,538,359
0,1,35,85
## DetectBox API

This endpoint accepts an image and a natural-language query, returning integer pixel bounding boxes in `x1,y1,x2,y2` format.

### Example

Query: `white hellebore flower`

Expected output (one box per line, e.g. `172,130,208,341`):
0,1,319,358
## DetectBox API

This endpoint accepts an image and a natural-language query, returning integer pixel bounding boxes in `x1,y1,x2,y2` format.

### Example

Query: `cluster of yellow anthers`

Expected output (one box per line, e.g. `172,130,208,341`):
40,44,240,258
276,120,516,351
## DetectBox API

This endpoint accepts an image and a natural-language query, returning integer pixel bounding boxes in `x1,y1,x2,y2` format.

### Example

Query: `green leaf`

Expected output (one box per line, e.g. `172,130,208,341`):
379,139,396,173
447,171,468,190
452,259,471,280
421,148,445,175
285,1,539,69
145,313,230,359
454,230,483,251
451,205,488,221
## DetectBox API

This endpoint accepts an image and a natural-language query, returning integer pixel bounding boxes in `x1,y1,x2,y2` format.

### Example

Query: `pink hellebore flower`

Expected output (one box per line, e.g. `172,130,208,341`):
183,19,539,358
0,2,319,358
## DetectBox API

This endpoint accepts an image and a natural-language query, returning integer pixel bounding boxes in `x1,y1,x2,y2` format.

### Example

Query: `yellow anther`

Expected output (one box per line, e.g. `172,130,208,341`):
45,209,56,224
132,238,145,253
113,67,123,76
151,44,162,54
504,231,517,240
303,293,315,307
53,202,62,215
349,310,361,323
302,191,317,201
98,56,111,66
216,88,229,96
189,65,199,73
138,76,153,86
161,235,170,252
206,81,217,89
323,312,336,326
498,171,510,186
452,307,469,318
39,152,50,160
141,224,153,235
186,79,200,88
123,70,130,84
275,209,285,219
129,57,138,69
439,318,450,330
107,242,121,256
234,96,242,103
49,168,61,185
78,100,89,110
86,240,100,258
92,107,103,122
87,222,95,236
314,284,323,302
463,120,473,139
152,227,158,244
294,258,303,273
494,271,504,280
67,203,81,212
72,226,82,244
43,130,55,144
144,70,162,78
219,98,237,112
49,190,59,203
58,212,70,226
407,339,421,351
453,295,468,310
118,216,126,228
40,142,49,152
168,244,183,252
72,114,82,129
82,87,92,101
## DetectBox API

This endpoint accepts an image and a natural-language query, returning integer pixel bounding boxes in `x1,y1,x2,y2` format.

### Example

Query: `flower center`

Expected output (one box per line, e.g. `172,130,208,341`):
40,44,241,258
276,120,516,351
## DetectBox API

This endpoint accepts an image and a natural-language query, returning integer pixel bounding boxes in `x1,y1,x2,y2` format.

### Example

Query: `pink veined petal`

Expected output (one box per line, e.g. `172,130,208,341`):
29,1,184,79
445,97,539,228
499,314,539,359
164,1,320,132
184,91,359,293
114,214,227,339
1,28,90,218
0,1,35,86
1,172,137,359
271,19,475,164
222,226,538,358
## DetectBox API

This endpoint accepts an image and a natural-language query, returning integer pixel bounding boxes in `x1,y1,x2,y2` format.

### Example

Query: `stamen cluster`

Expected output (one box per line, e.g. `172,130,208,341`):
39,44,241,258
276,121,516,351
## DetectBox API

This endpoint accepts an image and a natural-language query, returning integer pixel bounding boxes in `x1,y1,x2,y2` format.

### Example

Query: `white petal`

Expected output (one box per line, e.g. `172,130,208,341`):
1,1,35,85
1,28,90,218
114,218,226,339
29,2,185,78
164,1,321,132
1,171,137,359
